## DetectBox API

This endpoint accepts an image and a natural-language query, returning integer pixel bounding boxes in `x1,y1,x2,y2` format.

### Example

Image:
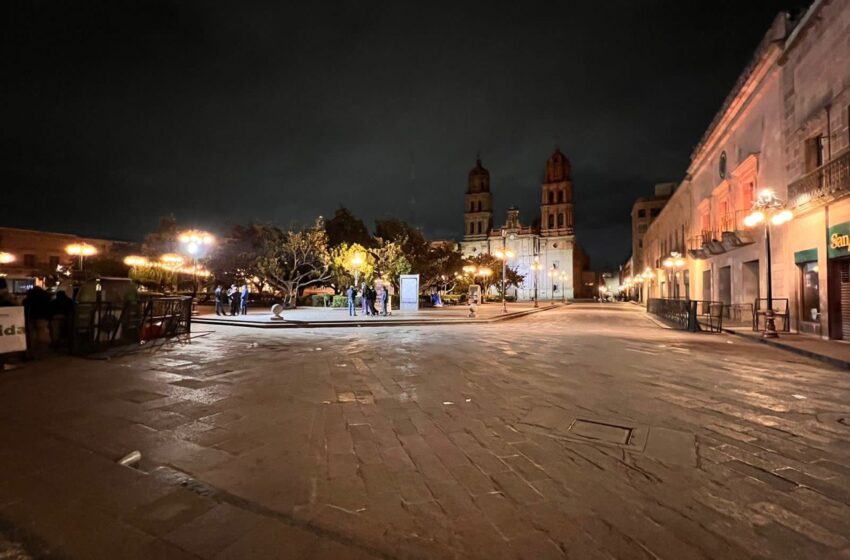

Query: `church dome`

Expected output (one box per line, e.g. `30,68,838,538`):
545,148,571,182
467,157,490,193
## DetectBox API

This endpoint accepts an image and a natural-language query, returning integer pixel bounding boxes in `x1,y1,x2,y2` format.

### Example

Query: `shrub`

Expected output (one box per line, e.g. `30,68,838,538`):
311,294,331,307
332,295,362,307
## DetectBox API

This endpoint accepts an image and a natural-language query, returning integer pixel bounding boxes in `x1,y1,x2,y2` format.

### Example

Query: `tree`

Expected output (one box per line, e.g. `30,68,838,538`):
465,253,524,299
419,243,465,293
255,220,333,308
370,239,412,291
325,207,372,248
142,215,181,256
206,224,268,290
330,243,374,290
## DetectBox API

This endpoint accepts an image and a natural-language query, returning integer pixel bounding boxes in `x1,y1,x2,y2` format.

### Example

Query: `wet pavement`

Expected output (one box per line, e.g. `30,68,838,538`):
1,303,850,559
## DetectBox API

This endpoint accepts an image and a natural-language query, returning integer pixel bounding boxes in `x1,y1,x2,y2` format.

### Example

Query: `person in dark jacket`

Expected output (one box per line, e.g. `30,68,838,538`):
49,290,74,348
214,285,226,315
240,284,249,315
346,285,357,316
367,285,378,316
380,286,389,316
228,284,239,316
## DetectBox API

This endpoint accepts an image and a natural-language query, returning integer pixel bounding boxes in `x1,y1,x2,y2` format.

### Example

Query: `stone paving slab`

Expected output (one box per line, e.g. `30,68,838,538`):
1,303,850,558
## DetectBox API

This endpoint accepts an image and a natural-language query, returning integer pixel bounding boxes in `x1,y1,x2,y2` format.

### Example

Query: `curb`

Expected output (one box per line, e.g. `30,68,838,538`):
723,328,850,370
193,304,562,329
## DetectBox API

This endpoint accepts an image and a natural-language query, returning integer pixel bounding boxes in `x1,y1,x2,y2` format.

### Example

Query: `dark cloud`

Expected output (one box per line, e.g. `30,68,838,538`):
2,0,809,269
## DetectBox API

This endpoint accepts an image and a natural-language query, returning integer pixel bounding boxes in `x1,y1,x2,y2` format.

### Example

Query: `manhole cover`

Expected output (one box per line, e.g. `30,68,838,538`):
568,419,632,445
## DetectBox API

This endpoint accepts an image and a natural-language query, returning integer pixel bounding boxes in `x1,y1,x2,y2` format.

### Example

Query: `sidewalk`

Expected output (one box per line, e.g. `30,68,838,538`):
193,302,560,328
723,326,850,370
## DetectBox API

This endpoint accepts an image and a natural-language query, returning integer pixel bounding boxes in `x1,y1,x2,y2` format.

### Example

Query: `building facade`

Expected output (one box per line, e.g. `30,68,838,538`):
641,1,850,339
460,149,586,300
0,227,134,278
631,182,675,274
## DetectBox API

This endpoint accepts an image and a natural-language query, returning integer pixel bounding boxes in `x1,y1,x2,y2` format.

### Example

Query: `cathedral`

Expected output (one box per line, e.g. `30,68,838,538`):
460,148,588,301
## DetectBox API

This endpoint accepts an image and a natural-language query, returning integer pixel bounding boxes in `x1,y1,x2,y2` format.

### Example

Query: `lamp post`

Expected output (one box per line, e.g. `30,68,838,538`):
641,267,653,303
529,257,542,308
178,230,214,297
547,268,557,303
350,251,364,287
65,242,97,272
497,228,516,313
559,271,567,303
662,252,685,299
744,189,793,338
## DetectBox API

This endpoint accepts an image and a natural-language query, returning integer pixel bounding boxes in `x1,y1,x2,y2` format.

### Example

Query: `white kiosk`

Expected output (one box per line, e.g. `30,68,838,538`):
399,274,420,312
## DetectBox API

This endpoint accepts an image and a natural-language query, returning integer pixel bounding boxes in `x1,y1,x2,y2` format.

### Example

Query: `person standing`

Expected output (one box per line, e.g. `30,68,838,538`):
380,286,389,316
346,285,357,316
367,284,378,316
240,284,249,315
228,284,239,316
360,282,369,316
214,285,225,316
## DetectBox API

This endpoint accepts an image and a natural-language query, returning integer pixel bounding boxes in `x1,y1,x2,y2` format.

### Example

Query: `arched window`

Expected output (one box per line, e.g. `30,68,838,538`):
558,190,564,203
548,191,554,204
558,213,565,227
547,214,555,228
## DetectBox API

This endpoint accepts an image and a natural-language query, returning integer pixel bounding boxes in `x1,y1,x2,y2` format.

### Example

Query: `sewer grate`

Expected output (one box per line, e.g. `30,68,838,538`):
568,419,633,445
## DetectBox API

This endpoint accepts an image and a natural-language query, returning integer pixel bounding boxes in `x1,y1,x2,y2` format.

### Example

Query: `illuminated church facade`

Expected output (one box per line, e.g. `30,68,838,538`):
460,149,588,301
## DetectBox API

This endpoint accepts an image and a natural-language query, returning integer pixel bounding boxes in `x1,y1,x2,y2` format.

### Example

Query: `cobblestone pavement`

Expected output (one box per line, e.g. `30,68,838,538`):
1,303,850,559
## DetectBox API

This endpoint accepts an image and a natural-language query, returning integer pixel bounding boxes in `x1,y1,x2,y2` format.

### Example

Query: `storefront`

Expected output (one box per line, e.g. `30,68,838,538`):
827,220,850,339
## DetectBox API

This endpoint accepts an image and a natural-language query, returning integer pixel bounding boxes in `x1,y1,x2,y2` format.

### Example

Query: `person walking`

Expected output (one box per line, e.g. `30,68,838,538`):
228,284,239,316
346,285,357,316
214,285,225,315
380,285,389,316
240,284,249,315
360,282,369,316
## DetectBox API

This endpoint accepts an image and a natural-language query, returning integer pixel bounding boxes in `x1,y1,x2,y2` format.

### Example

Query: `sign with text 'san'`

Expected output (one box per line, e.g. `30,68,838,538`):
828,221,850,259
0,306,27,354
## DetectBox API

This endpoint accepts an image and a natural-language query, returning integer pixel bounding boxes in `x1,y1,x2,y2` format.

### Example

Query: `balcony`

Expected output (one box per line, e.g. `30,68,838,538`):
719,209,756,251
787,148,850,207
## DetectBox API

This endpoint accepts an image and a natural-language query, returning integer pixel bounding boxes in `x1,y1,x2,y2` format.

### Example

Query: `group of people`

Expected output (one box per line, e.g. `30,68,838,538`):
346,282,389,317
214,284,249,316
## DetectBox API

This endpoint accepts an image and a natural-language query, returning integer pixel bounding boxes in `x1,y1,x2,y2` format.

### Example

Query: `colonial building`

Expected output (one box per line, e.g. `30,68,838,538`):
631,182,676,274
460,149,588,300
640,0,850,339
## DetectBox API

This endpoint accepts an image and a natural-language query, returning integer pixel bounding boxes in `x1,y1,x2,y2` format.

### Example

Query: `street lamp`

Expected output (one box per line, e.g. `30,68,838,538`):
65,242,97,272
662,252,685,299
547,268,558,303
0,252,15,265
744,188,792,338
494,248,515,313
178,230,214,296
529,257,542,308
350,251,364,286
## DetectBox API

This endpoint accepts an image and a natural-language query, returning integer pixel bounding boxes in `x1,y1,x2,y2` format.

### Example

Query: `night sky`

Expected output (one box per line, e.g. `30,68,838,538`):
3,1,809,269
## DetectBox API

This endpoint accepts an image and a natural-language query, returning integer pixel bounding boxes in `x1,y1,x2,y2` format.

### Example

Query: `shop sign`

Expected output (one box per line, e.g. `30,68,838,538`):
828,222,850,259
0,307,27,354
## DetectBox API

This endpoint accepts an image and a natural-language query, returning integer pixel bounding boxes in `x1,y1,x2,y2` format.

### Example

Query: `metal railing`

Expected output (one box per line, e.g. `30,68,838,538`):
647,298,723,333
788,148,850,206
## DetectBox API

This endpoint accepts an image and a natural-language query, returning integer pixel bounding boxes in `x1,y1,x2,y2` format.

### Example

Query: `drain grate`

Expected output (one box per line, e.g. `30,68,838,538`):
568,419,633,445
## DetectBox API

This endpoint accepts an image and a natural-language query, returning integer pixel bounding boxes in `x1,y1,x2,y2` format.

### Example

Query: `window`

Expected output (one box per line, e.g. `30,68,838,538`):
638,239,643,249
558,190,564,203
805,134,826,172
477,201,482,212
557,213,564,227
23,254,36,267
742,181,755,209
800,261,820,321
547,214,554,228
469,222,474,235
470,201,474,212
650,208,660,217
548,191,554,204
638,224,647,234
638,209,646,218
477,221,482,234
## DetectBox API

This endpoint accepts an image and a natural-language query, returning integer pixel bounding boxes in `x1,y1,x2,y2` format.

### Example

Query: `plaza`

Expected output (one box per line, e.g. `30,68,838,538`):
1,303,849,559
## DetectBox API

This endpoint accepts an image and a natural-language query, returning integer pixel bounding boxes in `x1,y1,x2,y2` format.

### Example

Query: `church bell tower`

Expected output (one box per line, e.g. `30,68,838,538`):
540,148,574,237
464,156,493,241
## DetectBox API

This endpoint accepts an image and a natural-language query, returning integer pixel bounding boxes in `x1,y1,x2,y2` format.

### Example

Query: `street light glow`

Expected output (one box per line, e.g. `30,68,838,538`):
65,242,97,257
771,209,793,226
124,255,150,267
0,252,15,264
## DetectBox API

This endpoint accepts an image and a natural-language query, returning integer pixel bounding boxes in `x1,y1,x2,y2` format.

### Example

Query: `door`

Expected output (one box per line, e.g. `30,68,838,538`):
841,261,850,339
719,266,732,305
742,260,760,306
702,270,711,301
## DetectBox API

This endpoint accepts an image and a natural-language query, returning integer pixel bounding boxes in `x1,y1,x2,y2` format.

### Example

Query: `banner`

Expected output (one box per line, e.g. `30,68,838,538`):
0,307,27,354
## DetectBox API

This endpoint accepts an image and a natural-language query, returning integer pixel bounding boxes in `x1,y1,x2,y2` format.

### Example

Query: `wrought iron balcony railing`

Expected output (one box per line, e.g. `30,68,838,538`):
787,148,850,206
